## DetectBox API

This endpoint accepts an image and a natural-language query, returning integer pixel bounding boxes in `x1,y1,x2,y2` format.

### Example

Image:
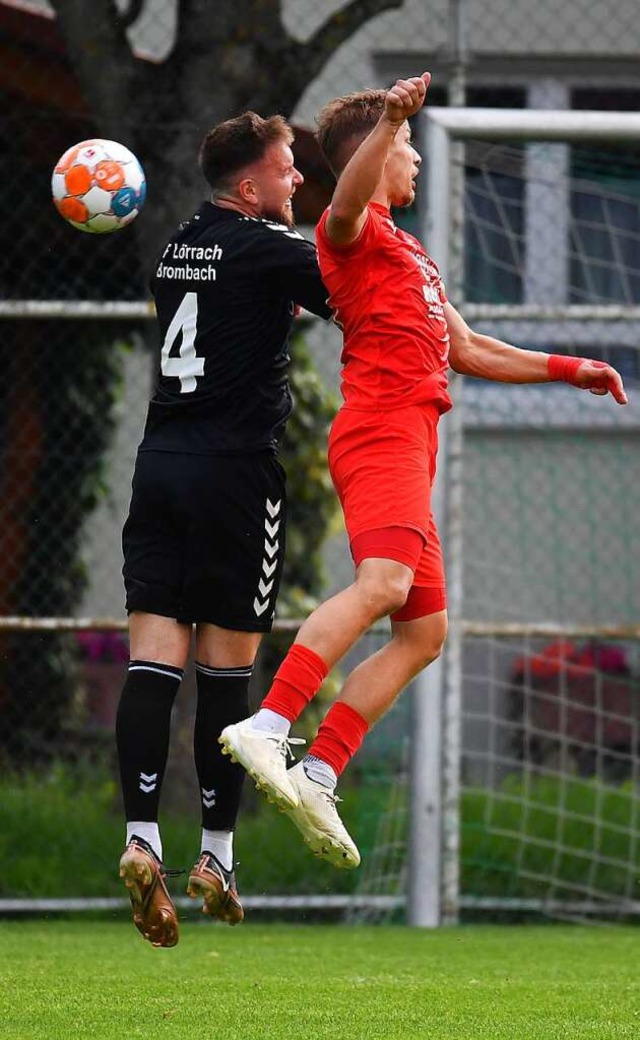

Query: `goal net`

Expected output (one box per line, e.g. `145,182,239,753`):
354,109,640,924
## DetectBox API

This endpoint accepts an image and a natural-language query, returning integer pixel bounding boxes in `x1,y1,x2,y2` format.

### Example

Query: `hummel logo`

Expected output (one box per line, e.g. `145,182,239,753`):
139,771,158,794
258,578,274,597
254,498,281,617
264,221,304,240
265,518,280,539
255,546,277,613
262,559,277,579
202,787,216,808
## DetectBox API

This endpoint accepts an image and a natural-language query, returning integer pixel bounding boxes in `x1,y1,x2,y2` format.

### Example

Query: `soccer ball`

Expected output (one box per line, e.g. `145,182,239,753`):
52,139,146,233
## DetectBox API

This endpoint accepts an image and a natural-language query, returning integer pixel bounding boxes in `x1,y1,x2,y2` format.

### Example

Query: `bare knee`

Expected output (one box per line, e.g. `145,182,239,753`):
420,625,447,669
394,610,448,672
129,612,191,668
356,562,413,620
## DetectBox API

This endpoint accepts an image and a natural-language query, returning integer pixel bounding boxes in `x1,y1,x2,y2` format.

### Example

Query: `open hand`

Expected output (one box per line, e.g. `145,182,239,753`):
385,72,431,125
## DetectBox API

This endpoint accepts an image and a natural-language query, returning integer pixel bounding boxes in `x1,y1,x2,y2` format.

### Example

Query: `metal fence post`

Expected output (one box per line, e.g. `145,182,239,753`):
407,111,464,927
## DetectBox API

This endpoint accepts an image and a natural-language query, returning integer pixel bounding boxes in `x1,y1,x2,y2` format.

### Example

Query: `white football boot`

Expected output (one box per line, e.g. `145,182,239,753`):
219,717,304,811
285,761,361,869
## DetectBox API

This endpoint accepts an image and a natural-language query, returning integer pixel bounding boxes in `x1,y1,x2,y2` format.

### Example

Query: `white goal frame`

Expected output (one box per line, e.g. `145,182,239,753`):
409,108,640,928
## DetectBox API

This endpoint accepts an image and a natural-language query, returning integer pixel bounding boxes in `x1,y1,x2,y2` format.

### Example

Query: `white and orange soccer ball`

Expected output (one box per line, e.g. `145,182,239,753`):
52,138,146,233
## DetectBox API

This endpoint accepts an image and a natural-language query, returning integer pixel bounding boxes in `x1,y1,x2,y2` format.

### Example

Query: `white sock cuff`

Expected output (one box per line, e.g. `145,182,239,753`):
251,708,291,735
126,821,162,861
302,755,338,790
201,829,234,871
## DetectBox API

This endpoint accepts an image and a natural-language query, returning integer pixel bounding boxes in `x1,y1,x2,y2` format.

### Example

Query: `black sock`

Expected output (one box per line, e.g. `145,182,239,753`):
115,660,183,821
194,662,252,831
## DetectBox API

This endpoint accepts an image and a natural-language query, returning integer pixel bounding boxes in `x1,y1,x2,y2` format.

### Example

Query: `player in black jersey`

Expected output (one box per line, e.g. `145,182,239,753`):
116,111,331,945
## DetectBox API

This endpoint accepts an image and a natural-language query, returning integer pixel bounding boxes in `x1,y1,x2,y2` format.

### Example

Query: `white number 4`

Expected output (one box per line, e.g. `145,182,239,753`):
161,291,205,393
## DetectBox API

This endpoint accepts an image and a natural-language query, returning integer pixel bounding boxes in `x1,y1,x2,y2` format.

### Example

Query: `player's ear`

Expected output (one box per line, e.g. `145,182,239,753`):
238,176,258,204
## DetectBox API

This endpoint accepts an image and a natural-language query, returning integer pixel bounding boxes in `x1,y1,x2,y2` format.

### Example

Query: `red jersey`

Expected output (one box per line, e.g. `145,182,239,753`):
316,202,452,412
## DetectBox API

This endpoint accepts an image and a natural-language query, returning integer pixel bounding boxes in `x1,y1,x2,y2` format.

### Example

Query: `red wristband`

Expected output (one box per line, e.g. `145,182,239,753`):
548,354,585,384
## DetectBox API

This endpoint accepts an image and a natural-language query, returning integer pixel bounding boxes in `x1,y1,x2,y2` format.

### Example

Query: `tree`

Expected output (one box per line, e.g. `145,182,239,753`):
50,0,402,263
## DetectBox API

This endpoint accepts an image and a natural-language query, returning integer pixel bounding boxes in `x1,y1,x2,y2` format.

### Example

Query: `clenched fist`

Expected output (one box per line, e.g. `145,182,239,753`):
385,73,431,125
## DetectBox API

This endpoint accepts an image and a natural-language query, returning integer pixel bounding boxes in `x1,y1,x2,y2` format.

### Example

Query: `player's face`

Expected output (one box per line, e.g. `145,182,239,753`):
253,141,304,226
385,122,421,208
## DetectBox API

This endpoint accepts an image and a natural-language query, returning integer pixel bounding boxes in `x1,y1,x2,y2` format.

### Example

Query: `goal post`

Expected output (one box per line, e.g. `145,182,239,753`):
406,108,640,927
423,108,640,304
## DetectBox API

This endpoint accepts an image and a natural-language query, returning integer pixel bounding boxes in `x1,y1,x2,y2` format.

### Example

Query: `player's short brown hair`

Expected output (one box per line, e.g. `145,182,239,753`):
199,112,293,193
316,89,387,175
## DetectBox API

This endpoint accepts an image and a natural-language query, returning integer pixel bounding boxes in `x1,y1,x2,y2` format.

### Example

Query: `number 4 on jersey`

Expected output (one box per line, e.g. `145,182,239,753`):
161,291,205,393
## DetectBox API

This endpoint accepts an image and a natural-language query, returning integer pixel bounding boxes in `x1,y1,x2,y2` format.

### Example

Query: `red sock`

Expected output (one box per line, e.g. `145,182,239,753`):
308,701,369,776
262,643,328,723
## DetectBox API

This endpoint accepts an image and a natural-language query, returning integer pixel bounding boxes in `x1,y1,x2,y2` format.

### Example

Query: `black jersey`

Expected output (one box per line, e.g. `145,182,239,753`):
139,201,331,455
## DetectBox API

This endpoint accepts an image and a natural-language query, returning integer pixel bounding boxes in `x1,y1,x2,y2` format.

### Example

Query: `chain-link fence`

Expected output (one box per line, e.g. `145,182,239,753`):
2,0,640,917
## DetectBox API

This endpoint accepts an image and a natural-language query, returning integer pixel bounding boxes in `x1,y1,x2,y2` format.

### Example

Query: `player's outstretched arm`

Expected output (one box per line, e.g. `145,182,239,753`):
326,73,431,246
446,302,628,404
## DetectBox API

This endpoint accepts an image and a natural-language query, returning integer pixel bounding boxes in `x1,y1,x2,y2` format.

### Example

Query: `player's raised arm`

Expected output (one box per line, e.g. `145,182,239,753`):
325,73,431,246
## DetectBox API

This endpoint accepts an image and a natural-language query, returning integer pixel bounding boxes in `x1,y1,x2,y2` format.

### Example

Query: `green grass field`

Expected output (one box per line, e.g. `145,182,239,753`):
1,920,639,1039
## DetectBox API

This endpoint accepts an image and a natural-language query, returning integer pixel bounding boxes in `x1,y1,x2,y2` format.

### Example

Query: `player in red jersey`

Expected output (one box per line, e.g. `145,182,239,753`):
221,74,627,868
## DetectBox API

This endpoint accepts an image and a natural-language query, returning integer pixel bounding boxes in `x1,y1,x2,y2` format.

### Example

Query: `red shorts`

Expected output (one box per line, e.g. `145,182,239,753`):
328,403,447,618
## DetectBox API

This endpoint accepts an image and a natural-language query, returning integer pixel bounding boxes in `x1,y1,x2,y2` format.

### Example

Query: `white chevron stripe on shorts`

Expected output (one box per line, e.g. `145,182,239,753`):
253,497,281,617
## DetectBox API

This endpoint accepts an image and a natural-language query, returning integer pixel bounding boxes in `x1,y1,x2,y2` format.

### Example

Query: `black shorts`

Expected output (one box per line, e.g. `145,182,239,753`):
122,450,287,631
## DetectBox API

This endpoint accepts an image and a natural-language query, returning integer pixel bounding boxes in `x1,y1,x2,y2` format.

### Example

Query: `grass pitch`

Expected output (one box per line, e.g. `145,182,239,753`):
1,920,638,1039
